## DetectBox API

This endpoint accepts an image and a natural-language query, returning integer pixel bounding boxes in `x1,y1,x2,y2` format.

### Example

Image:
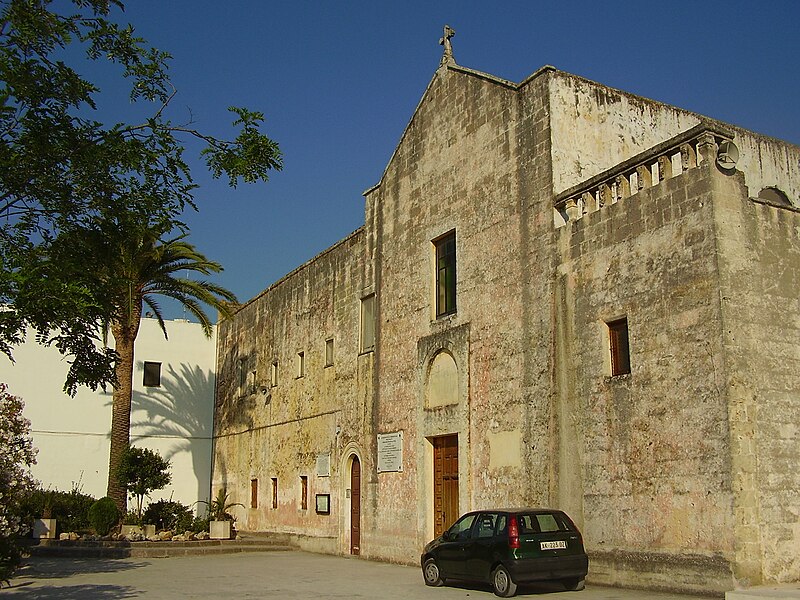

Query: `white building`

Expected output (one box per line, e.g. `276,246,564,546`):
0,318,216,509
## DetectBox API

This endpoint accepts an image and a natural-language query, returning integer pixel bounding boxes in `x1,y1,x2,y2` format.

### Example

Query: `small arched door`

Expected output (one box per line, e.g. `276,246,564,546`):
350,456,361,555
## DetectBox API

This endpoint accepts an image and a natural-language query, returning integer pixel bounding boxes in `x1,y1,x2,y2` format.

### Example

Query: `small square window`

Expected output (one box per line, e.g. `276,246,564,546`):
270,361,278,387
251,479,258,509
143,362,161,387
296,352,305,378
325,338,334,367
608,317,631,376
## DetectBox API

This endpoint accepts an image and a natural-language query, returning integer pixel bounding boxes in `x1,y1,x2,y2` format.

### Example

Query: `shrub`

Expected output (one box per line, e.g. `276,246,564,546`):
115,447,171,524
191,515,210,534
0,385,37,585
142,500,192,532
88,497,120,536
19,486,96,535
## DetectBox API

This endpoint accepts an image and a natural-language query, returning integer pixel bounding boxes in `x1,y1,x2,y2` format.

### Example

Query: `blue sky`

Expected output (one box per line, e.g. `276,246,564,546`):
95,1,800,314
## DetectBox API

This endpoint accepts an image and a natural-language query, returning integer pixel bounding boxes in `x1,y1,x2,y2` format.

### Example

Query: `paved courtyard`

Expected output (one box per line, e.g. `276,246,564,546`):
3,550,726,599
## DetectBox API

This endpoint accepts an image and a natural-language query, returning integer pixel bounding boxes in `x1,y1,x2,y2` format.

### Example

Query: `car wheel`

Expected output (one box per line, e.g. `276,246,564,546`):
491,565,518,597
562,577,585,591
422,557,444,587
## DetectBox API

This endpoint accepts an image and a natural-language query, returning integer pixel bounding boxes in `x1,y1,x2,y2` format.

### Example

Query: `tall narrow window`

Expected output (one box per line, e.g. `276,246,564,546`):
300,475,308,510
296,352,305,378
271,478,278,509
251,479,258,509
435,231,457,317
270,361,278,387
608,317,631,376
360,294,375,352
143,362,161,387
238,358,247,393
325,338,334,367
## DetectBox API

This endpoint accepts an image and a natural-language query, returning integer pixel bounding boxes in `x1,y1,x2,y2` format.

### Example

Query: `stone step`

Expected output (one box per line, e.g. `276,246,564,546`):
726,587,800,600
28,535,296,559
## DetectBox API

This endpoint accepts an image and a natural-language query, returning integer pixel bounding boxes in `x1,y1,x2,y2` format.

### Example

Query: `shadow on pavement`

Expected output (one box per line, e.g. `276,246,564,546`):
444,579,574,596
14,557,148,580
1,583,138,598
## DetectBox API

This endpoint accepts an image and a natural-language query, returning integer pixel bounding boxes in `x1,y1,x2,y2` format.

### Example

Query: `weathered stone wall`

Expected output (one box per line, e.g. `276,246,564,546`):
548,72,701,195
554,165,737,593
712,173,800,584
548,71,800,206
362,64,557,563
213,229,370,550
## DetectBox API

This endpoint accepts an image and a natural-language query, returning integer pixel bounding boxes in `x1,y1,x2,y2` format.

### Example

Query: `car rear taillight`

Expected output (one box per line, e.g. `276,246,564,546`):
508,515,520,549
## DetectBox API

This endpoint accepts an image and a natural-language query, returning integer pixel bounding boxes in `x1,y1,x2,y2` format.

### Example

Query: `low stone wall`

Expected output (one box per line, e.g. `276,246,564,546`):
589,548,732,595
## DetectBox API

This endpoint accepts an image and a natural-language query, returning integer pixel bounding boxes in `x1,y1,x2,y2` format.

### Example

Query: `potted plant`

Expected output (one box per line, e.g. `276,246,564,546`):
206,488,243,540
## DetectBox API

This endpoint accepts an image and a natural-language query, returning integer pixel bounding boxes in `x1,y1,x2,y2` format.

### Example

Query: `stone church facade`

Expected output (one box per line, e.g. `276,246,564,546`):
212,46,799,594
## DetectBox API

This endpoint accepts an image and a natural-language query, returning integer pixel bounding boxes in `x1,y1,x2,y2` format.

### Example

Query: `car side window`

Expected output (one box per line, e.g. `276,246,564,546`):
495,514,507,536
449,514,477,541
475,512,499,539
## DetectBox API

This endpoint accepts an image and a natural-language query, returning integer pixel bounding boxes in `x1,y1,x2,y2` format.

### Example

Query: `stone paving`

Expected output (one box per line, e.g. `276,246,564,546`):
2,550,735,599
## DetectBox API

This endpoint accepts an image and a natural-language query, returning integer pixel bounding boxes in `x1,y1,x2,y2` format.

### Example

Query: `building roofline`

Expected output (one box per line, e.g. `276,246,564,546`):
364,63,553,197
230,226,365,315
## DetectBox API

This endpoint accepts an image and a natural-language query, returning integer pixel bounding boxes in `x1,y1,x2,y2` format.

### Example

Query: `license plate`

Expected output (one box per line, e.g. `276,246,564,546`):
540,540,566,550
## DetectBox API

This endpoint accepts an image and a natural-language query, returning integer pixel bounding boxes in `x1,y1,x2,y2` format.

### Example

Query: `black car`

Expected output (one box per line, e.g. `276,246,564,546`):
421,508,588,597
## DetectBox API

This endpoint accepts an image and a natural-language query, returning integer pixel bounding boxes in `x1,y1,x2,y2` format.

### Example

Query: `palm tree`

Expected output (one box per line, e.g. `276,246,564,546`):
86,219,237,513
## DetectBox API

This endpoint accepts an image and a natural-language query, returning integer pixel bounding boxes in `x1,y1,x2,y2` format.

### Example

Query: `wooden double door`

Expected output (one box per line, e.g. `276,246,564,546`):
433,434,459,538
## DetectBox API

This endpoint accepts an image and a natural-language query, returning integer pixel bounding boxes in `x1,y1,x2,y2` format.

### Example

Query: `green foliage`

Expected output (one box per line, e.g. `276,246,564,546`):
115,447,171,523
88,497,119,536
0,384,37,585
190,515,210,534
121,510,140,526
0,538,21,588
203,488,243,522
19,485,96,534
142,500,192,533
0,0,282,394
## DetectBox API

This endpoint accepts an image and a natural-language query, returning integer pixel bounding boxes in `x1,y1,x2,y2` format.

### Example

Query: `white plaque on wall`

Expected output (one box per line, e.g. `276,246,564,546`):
377,431,403,473
316,453,331,477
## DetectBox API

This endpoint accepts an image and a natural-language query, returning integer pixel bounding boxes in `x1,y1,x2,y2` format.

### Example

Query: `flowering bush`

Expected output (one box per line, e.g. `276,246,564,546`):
0,384,38,585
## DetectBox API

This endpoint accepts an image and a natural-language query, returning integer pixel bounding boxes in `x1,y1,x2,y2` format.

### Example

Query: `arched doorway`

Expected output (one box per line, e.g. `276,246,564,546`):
350,455,361,555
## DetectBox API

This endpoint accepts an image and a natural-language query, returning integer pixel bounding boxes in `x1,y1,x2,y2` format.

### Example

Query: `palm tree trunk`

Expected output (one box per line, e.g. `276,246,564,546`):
107,322,138,515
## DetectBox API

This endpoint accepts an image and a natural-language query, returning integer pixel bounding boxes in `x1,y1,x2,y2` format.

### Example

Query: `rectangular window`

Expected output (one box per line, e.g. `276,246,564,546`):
270,361,278,387
271,478,278,509
300,476,308,510
608,317,631,376
238,358,247,393
325,338,334,367
143,361,161,387
435,231,457,317
360,294,375,352
250,479,258,509
296,352,305,378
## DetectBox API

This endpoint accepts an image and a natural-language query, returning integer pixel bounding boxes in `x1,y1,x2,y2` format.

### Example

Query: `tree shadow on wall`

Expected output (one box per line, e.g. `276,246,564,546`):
128,363,215,506
214,342,257,433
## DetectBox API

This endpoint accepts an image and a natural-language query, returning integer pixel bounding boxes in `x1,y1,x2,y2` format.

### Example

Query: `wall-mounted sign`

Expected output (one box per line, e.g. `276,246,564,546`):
315,494,330,515
316,453,331,477
377,431,403,473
